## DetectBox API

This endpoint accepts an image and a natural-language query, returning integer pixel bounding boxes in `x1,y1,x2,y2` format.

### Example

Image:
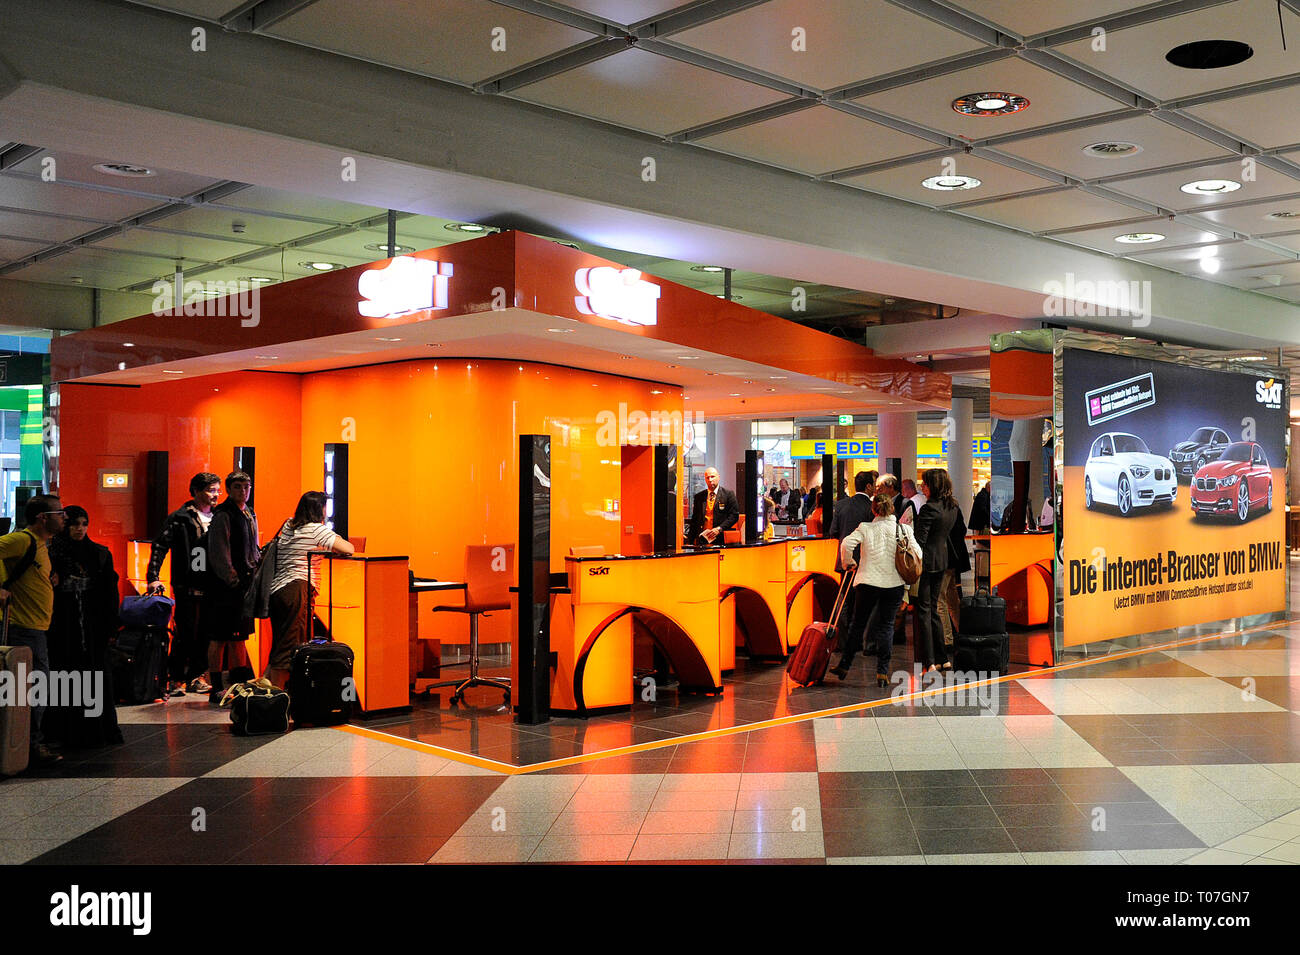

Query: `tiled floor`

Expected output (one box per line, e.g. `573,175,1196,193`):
5,573,1300,865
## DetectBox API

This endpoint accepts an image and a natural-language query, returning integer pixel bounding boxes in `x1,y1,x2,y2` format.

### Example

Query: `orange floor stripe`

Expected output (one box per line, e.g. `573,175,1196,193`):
337,615,1288,775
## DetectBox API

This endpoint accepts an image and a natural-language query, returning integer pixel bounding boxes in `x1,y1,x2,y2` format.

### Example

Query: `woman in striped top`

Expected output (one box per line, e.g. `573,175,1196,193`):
263,491,354,688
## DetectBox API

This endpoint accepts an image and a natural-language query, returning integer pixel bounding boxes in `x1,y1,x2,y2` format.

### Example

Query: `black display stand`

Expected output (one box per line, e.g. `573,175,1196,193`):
653,444,677,553
323,443,348,538
233,446,255,508
744,448,764,543
821,452,834,533
516,434,551,725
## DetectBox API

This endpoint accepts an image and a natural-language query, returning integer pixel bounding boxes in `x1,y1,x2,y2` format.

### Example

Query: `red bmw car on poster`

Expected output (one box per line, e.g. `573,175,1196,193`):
1190,441,1273,522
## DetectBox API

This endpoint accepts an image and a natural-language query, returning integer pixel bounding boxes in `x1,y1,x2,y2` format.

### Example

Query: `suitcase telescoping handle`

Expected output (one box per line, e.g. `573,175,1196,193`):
826,572,854,639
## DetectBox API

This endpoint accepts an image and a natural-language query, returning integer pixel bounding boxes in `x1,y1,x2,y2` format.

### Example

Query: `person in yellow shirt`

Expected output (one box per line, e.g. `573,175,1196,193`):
0,495,66,767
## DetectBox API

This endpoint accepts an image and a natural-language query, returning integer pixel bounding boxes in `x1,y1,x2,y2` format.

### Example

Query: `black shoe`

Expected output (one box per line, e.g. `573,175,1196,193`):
829,664,849,681
30,744,62,767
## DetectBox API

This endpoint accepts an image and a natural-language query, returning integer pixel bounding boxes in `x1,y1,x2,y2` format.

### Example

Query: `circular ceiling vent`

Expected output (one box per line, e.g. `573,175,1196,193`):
951,92,1029,116
1165,39,1254,70
1265,210,1300,220
92,162,155,178
1082,142,1143,158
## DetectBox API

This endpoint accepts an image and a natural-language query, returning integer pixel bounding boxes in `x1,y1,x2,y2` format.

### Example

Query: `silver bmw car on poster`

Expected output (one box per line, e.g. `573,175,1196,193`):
1084,432,1177,516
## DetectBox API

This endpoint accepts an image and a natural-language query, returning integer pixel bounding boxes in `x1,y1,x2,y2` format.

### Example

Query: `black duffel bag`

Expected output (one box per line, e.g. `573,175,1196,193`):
222,679,290,736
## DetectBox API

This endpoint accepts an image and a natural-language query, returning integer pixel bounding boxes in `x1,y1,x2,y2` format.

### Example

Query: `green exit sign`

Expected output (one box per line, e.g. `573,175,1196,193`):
838,414,853,426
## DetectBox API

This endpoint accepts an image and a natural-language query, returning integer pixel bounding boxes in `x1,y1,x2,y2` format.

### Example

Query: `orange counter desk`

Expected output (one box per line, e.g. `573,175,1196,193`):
540,538,844,716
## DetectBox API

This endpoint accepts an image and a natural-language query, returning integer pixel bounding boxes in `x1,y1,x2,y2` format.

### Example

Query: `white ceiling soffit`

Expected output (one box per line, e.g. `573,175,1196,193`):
0,0,1299,352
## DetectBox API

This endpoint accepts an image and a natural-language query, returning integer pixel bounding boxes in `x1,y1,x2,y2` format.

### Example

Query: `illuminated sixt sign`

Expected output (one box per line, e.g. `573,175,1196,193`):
574,267,661,327
357,256,453,318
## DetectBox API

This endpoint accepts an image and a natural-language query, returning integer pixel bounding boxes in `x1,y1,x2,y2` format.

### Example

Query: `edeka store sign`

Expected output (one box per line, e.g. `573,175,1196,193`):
791,438,991,459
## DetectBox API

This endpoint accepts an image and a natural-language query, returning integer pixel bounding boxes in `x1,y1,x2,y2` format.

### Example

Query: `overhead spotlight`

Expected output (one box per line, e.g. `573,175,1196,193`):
1180,179,1241,195
1115,233,1165,244
922,175,981,191
1165,39,1253,70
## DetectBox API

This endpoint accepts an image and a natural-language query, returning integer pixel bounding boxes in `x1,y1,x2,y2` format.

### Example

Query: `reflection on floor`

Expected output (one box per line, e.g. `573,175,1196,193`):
5,583,1300,864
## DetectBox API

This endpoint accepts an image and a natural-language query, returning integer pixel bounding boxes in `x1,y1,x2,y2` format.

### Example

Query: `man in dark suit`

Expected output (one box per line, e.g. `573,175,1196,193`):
687,466,739,546
827,470,877,659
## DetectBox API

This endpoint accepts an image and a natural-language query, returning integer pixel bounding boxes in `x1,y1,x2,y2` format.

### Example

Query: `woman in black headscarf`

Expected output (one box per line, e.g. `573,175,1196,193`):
46,504,123,747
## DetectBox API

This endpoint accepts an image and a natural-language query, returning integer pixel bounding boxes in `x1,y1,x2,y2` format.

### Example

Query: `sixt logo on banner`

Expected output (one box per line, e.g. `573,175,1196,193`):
1255,378,1282,409
574,268,661,327
358,256,453,318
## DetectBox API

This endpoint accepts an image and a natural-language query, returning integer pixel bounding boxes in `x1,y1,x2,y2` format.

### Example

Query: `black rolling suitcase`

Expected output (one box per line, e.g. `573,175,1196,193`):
111,627,170,704
954,545,1009,673
287,639,355,726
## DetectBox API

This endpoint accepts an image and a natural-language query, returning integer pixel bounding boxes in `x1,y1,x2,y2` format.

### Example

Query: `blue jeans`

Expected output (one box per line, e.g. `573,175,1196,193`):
8,626,48,747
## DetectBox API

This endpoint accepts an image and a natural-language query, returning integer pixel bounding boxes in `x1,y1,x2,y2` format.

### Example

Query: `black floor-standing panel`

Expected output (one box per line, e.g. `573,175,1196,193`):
516,434,551,725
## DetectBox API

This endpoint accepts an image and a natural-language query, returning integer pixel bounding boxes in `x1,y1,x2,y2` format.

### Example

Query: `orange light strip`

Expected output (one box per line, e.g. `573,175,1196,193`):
335,617,1285,775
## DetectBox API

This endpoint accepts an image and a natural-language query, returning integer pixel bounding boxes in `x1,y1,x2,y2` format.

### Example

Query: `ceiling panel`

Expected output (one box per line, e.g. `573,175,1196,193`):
1185,86,1300,150
209,186,384,224
221,250,376,281
1048,217,1228,254
1259,230,1300,252
157,205,330,246
266,0,597,86
851,57,1122,141
962,189,1150,232
0,176,161,222
133,1,241,18
1217,260,1300,287
1191,197,1300,234
1103,158,1300,211
0,236,45,263
557,0,688,25
1127,242,1291,272
0,209,104,243
8,247,190,287
510,48,788,136
995,115,1229,179
6,150,223,200
841,153,1056,206
669,0,983,92
944,0,1143,38
1051,0,1300,101
698,105,937,175
91,228,260,263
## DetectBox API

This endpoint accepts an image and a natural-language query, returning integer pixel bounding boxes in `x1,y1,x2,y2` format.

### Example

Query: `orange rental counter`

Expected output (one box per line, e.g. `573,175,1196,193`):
718,540,788,667
784,537,841,648
550,550,723,715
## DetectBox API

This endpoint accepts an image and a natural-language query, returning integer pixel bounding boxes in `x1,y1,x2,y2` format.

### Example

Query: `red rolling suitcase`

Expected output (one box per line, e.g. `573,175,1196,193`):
785,573,853,687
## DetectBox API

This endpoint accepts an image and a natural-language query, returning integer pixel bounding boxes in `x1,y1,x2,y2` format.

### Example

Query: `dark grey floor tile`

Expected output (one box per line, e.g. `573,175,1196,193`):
916,827,1017,855
901,786,988,808
818,788,907,810
992,803,1087,828
821,805,913,832
979,784,1073,806
968,768,1056,788
817,770,898,790
822,826,922,858
908,804,1002,830
894,769,977,789
1087,802,1182,826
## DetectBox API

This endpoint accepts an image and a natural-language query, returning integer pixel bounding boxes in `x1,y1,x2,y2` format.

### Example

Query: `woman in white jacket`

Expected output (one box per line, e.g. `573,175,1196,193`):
829,493,922,687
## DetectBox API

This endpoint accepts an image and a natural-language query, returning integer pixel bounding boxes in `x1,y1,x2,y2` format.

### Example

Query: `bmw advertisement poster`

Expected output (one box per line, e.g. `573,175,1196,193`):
1061,347,1286,647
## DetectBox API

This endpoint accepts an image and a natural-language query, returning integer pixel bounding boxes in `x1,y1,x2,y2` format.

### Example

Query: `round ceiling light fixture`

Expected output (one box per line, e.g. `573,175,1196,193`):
951,92,1029,116
1265,210,1300,220
92,162,155,178
242,276,275,284
1115,232,1166,244
364,242,415,255
1165,39,1254,70
1180,178,1241,195
1082,141,1143,158
922,174,982,191
690,265,725,273
300,261,341,271
444,223,488,234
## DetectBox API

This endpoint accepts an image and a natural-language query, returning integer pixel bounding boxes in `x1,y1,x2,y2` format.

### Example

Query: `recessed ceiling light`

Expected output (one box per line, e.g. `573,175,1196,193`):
619,355,634,359
117,362,126,371
951,92,1029,116
1115,232,1166,244
729,393,741,397
375,337,402,342
1082,142,1143,158
1200,256,1222,274
705,372,717,377
300,261,341,271
650,389,663,394
254,355,279,360
426,343,442,347
93,162,155,177
1180,179,1241,195
691,265,725,273
242,276,275,284
444,223,487,233
769,375,787,379
1166,39,1254,70
677,355,700,360
1265,211,1300,220
69,276,84,284
716,294,743,301
547,328,575,333
161,369,184,375
364,243,415,255
1232,355,1267,361
922,174,982,191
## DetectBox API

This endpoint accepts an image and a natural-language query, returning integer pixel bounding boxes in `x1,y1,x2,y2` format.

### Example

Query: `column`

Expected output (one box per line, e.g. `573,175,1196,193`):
708,419,752,491
948,397,974,518
876,411,917,483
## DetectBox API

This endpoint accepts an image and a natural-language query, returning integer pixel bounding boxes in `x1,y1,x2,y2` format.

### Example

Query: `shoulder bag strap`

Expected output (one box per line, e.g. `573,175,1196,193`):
3,531,39,591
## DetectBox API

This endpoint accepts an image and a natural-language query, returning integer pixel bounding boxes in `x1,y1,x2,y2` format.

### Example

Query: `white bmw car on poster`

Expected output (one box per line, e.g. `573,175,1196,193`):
1083,432,1178,516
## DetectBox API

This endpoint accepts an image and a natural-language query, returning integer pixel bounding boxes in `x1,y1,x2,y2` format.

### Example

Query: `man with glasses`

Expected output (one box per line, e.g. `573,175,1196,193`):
204,471,259,701
0,495,67,766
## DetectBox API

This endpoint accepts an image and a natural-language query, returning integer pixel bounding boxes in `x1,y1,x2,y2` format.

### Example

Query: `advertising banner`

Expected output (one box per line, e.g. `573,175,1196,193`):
1060,348,1286,647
